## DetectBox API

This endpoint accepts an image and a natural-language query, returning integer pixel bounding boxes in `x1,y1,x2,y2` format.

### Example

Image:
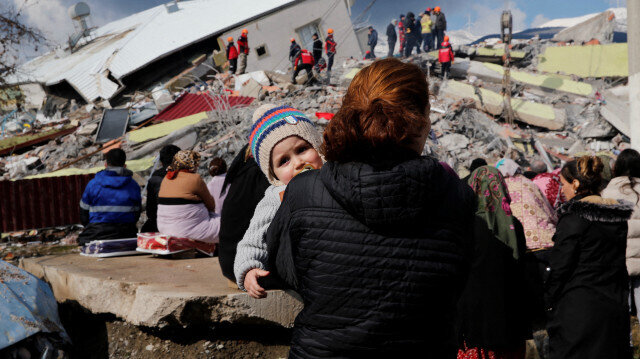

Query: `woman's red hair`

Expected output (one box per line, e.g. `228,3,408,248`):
322,58,430,162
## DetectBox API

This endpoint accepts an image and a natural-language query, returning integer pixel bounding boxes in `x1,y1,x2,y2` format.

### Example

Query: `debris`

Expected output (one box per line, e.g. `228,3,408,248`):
537,43,628,78
553,10,616,44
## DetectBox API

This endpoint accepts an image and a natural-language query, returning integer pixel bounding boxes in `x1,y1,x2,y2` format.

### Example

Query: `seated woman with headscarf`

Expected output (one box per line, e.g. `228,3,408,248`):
157,150,220,243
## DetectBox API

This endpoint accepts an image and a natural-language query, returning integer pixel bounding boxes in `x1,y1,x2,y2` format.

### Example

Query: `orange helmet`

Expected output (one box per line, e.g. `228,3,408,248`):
242,29,248,34
227,36,233,42
444,35,449,42
290,37,295,42
434,6,441,12
327,28,334,34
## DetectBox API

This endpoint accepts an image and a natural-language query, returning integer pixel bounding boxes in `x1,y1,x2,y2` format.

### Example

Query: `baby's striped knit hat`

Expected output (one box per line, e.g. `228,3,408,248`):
248,104,322,185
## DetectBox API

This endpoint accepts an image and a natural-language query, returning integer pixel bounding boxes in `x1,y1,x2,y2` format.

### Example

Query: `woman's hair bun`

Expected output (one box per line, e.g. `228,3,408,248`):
577,156,603,180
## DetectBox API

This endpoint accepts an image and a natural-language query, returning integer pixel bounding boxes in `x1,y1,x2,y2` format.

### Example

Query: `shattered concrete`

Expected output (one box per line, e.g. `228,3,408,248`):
20,254,303,328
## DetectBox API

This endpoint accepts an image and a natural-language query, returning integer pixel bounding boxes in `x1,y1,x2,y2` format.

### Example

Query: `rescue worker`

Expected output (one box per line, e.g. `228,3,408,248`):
364,50,374,60
292,48,316,85
398,14,406,55
433,6,447,49
386,19,397,57
438,35,454,79
289,38,302,66
325,28,337,73
421,9,433,51
312,33,323,68
403,12,420,57
367,26,378,58
237,29,249,74
226,37,238,74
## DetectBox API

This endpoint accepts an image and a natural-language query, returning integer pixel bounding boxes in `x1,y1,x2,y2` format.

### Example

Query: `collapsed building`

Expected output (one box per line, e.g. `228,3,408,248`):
0,5,637,357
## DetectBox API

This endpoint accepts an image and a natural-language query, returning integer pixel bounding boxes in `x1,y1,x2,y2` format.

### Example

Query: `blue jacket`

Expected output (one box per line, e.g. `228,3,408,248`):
368,29,378,46
80,167,141,224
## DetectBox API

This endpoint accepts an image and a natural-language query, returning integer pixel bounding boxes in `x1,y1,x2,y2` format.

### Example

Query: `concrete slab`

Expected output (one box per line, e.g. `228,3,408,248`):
553,10,616,44
600,88,630,137
439,80,566,130
127,112,207,143
537,43,628,78
452,60,594,97
20,254,303,328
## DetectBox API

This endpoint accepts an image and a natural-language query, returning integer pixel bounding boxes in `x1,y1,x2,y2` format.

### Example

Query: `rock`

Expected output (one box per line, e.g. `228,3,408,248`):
439,134,470,151
145,344,154,351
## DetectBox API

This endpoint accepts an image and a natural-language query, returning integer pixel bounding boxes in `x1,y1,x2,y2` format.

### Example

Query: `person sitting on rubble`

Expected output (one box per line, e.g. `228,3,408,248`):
206,157,228,216
462,157,487,183
234,104,324,297
438,35,454,79
291,49,317,85
141,145,181,233
265,58,475,358
524,160,547,180
78,149,142,246
226,37,238,75
156,150,220,243
458,165,531,358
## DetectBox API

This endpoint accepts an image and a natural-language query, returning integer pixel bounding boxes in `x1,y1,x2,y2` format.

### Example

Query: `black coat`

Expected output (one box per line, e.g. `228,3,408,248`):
386,23,397,42
457,216,531,349
367,29,378,46
312,39,323,61
266,153,475,358
218,145,270,281
435,12,447,31
546,195,633,359
289,43,301,61
141,167,166,233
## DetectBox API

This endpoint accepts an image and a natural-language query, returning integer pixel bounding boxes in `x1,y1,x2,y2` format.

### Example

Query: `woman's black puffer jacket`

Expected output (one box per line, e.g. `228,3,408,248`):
266,154,475,358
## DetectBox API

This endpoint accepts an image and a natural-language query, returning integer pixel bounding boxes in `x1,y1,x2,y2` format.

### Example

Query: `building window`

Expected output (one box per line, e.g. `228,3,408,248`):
255,45,269,59
296,21,321,52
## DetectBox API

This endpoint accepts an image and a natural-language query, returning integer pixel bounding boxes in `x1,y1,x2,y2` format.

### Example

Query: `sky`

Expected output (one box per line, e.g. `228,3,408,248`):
10,0,627,60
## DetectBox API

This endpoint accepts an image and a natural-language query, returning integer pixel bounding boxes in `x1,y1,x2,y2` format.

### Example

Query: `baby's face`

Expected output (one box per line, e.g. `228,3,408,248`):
271,136,323,185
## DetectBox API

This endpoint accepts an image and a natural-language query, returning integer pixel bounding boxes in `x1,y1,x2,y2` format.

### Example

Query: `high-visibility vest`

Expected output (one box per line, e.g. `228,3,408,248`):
421,17,432,34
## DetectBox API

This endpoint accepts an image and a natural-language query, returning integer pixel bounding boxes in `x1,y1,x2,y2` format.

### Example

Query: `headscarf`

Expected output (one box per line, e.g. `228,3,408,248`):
533,168,565,209
496,158,521,177
166,150,200,179
469,166,521,259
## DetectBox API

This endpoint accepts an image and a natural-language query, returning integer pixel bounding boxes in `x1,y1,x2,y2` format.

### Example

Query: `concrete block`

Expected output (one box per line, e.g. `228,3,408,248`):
553,10,616,44
452,60,594,97
599,88,630,137
19,254,303,328
439,80,566,130
537,43,628,78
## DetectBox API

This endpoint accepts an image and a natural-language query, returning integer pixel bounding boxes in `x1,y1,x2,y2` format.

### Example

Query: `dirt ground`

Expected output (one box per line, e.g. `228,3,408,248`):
58,303,291,359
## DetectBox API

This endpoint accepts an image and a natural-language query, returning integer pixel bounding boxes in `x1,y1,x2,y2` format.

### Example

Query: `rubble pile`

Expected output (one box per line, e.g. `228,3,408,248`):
0,9,634,251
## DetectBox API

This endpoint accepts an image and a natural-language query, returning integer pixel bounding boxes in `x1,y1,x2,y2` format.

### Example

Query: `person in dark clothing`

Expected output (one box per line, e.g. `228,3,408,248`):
218,144,270,282
546,156,633,359
289,38,301,66
325,29,337,73
78,149,142,245
434,6,447,49
367,26,378,58
292,49,316,85
141,145,180,233
403,12,421,57
458,166,531,358
311,33,323,69
462,157,487,183
225,37,238,74
265,58,475,358
386,19,397,57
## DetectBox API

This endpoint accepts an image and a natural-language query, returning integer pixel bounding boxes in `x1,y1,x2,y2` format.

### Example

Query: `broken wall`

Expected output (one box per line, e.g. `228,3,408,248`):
220,0,362,73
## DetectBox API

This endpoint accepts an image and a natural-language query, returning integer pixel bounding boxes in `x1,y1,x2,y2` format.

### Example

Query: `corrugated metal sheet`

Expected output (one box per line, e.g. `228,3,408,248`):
154,94,254,121
0,174,93,232
7,0,295,103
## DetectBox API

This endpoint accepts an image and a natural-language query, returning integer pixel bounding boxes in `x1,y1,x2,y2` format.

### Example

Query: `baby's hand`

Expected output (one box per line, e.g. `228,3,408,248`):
244,268,270,299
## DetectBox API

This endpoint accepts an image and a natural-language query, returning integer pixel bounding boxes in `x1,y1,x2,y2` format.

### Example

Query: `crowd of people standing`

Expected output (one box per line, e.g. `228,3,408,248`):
78,51,640,357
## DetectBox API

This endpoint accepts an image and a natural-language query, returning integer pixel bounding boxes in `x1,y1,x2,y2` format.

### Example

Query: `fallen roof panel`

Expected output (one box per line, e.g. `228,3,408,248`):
7,0,295,103
154,93,254,122
0,125,77,156
127,112,208,143
24,156,155,179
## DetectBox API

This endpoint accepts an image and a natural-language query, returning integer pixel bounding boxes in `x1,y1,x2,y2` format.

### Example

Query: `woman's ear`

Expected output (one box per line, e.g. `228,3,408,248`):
572,179,580,192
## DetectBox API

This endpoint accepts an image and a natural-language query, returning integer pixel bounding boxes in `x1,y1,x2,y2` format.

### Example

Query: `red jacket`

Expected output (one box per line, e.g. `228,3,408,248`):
325,35,337,55
438,42,454,63
227,43,238,60
295,49,315,67
237,34,249,55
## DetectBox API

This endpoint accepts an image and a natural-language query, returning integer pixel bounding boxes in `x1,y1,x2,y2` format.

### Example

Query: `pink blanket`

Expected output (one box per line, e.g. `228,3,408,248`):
157,203,220,243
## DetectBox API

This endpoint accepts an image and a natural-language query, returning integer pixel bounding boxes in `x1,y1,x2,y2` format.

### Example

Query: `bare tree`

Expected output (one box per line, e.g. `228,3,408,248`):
0,1,45,86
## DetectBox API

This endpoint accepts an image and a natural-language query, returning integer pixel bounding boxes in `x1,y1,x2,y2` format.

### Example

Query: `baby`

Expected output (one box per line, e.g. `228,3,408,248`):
234,104,323,298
